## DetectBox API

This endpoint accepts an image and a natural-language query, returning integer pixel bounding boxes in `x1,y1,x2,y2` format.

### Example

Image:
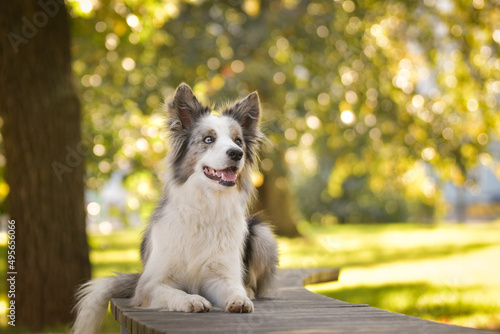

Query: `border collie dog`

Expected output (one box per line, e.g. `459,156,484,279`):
73,84,278,334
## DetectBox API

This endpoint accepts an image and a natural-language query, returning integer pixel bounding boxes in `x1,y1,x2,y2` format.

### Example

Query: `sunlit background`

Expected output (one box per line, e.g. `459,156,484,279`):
1,0,500,331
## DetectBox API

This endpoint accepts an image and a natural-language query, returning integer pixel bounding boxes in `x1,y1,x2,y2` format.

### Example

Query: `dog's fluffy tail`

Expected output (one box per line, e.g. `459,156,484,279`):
72,273,140,334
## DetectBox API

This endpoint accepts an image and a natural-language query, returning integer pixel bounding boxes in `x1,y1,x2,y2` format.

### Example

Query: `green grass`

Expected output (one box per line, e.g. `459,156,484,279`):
292,222,500,331
2,222,500,332
89,228,142,278
86,229,144,333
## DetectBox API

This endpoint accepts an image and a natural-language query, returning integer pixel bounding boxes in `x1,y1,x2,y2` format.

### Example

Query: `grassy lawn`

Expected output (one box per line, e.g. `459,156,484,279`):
1,222,500,332
290,222,500,331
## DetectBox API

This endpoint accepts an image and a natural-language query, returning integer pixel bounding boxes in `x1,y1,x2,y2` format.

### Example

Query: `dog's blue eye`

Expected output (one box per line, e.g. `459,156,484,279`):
203,136,214,144
235,138,243,147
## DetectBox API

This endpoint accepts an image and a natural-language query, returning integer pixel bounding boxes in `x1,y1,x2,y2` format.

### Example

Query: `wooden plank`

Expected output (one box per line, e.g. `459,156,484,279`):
111,268,492,334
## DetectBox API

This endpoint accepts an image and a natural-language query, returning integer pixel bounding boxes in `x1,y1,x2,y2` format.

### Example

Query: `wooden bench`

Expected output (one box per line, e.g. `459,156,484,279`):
111,268,490,333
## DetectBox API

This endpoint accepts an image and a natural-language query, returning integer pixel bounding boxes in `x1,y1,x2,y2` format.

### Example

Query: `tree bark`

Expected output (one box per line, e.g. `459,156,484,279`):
253,150,300,237
0,1,90,330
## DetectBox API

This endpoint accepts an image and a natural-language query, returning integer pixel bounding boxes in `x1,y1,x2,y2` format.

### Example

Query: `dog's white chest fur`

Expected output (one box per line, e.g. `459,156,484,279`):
150,183,248,294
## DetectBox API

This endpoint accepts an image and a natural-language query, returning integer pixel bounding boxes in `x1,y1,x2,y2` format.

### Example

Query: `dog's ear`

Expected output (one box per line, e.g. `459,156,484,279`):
169,83,208,129
225,92,261,132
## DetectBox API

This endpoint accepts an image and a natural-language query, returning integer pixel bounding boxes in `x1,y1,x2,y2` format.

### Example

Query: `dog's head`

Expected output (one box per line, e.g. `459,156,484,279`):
166,83,262,190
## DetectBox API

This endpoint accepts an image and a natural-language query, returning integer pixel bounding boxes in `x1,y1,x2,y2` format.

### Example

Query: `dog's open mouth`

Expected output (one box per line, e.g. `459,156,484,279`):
203,166,238,187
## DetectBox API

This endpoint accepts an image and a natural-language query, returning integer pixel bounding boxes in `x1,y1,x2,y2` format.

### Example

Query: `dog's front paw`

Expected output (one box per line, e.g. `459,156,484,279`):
175,294,212,313
225,295,254,313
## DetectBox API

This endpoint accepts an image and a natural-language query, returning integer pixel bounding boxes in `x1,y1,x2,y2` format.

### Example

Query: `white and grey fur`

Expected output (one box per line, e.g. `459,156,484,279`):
72,84,278,334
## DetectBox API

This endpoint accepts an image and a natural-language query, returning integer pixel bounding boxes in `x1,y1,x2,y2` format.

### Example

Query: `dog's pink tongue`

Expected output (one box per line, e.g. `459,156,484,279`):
221,169,237,182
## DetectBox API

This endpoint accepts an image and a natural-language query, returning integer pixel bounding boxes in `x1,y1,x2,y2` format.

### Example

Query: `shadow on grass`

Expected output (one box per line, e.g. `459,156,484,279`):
284,239,498,270
366,242,494,267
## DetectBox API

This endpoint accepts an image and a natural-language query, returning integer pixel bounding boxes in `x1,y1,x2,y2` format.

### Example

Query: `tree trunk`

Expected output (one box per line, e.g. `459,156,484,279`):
456,185,467,223
0,1,90,330
253,150,300,237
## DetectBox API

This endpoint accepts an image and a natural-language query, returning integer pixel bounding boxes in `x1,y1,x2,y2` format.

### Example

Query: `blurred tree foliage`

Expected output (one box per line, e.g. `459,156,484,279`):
1,0,499,225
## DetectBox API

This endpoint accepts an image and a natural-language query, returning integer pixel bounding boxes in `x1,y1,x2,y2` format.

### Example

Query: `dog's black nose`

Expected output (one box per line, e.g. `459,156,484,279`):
227,148,243,161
